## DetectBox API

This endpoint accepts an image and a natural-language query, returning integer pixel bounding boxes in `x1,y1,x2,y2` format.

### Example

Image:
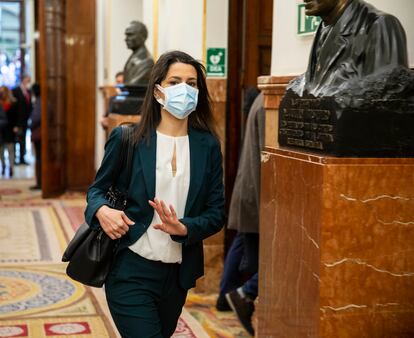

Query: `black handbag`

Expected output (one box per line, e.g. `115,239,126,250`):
62,125,134,287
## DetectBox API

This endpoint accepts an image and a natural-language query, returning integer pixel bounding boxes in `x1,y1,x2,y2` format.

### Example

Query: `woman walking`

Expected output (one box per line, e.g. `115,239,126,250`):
85,50,225,337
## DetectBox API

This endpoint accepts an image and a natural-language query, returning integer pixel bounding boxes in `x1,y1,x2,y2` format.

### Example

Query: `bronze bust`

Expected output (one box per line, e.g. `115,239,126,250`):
279,0,414,157
123,21,154,86
291,0,409,96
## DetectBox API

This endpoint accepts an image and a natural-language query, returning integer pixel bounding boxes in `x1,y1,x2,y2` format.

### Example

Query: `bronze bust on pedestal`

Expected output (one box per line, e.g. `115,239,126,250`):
110,21,154,116
279,0,414,157
123,21,154,86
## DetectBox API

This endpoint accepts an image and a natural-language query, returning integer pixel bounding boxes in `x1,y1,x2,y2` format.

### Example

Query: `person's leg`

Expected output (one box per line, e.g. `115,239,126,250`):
226,232,259,335
216,233,245,310
6,143,14,176
225,275,257,336
105,249,165,338
159,264,188,338
239,233,259,274
32,141,41,187
37,141,41,185
0,143,5,174
242,273,258,300
219,233,244,296
20,126,27,163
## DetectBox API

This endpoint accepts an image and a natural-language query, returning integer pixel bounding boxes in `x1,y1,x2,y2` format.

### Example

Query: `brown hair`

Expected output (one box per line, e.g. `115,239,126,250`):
0,86,15,105
133,50,217,144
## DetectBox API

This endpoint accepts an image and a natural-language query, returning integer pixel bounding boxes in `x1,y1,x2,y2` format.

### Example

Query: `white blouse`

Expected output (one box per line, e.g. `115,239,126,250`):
129,131,190,263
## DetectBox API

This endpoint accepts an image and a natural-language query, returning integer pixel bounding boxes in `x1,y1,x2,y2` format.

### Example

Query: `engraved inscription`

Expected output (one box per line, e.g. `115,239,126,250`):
279,96,336,151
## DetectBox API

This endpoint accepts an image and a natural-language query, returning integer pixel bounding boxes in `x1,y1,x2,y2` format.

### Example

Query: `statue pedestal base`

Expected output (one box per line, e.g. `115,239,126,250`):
258,147,414,337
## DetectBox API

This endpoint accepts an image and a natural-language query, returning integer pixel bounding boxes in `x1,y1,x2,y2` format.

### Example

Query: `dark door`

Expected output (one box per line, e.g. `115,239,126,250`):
226,0,273,206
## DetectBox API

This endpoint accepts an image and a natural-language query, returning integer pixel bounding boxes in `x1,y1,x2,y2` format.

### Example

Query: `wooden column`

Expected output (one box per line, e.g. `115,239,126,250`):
65,0,96,190
39,0,66,197
38,0,96,196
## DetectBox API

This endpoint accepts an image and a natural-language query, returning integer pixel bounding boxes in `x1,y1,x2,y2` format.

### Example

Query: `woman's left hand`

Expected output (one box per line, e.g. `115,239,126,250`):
149,199,188,236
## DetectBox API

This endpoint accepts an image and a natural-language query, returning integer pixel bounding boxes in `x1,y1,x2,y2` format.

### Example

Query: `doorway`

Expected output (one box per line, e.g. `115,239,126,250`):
225,0,273,247
0,0,36,181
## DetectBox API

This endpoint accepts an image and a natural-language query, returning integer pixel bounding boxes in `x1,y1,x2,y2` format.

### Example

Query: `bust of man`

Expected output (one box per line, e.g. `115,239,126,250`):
290,0,409,96
279,0,414,156
123,21,154,86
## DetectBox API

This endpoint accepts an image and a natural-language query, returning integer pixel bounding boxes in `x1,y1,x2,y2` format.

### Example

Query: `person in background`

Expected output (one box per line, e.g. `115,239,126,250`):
0,86,17,177
217,92,265,336
12,75,32,165
216,87,262,314
115,71,124,86
29,83,41,190
100,71,124,131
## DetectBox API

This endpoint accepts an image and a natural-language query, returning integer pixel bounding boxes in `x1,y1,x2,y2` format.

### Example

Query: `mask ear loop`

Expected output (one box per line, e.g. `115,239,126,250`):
154,84,166,106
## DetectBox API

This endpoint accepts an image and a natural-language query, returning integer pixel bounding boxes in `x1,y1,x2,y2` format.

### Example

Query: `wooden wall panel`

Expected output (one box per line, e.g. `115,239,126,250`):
65,0,96,190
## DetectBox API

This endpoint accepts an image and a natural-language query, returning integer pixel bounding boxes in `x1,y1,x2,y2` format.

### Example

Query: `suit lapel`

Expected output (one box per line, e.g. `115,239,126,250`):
309,0,356,88
185,128,207,215
138,130,156,199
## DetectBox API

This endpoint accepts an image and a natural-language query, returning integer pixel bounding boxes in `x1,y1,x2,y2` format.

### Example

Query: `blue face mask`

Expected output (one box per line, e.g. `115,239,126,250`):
155,83,199,119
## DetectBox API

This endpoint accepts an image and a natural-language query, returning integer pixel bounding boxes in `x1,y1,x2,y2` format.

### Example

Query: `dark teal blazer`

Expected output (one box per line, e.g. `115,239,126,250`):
84,126,225,289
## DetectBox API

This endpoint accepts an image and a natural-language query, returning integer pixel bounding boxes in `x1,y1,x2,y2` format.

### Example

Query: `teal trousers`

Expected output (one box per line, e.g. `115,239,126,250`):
105,249,188,338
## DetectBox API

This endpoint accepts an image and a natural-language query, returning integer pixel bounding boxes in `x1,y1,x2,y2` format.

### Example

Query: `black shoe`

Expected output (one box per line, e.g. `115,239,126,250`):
225,288,255,336
29,185,41,190
216,295,232,311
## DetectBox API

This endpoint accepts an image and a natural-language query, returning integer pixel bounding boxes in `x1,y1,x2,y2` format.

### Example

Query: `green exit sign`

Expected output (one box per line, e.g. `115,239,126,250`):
297,4,322,35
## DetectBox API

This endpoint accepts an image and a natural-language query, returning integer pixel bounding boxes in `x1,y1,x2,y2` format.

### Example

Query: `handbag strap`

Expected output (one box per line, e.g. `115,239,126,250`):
110,124,134,193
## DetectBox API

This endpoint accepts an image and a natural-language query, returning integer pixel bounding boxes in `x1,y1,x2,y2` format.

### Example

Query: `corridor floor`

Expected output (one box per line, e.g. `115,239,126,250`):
0,178,250,338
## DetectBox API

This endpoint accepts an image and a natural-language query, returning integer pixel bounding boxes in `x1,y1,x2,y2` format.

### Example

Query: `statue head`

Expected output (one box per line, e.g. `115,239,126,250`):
303,0,349,24
124,21,148,52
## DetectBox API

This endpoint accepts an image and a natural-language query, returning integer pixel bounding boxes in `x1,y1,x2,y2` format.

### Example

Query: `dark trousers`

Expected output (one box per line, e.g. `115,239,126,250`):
105,249,188,338
219,232,259,298
219,233,244,298
34,141,41,186
15,126,27,162
242,273,258,300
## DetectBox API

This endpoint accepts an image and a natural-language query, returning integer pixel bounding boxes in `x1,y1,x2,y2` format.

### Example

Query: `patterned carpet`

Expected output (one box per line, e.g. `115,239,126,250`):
185,293,251,338
0,179,250,337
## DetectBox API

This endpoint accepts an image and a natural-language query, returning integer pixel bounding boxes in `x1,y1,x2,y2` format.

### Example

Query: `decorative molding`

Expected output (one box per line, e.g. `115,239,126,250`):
152,0,159,60
202,0,207,65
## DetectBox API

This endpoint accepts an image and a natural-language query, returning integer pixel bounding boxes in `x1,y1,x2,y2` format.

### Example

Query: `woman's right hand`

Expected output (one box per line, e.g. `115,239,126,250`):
95,205,134,240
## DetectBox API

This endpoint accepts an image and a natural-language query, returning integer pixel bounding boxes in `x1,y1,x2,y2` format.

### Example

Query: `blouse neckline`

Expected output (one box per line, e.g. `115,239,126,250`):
156,130,188,140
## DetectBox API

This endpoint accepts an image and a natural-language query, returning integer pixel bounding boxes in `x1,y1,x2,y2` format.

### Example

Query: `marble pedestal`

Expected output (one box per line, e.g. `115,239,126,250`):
258,147,414,337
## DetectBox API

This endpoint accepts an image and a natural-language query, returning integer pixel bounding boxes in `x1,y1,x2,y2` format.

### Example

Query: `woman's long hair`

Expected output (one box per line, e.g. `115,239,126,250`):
133,50,217,144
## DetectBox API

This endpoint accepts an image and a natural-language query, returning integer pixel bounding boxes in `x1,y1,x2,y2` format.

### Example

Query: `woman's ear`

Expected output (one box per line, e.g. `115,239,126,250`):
154,85,165,101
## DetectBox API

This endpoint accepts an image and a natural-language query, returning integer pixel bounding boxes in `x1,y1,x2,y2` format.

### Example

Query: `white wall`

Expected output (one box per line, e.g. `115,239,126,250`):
157,0,203,61
107,0,143,83
271,0,414,76
206,0,228,50
142,0,154,56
